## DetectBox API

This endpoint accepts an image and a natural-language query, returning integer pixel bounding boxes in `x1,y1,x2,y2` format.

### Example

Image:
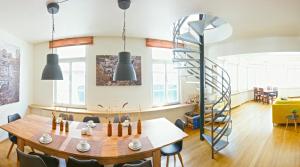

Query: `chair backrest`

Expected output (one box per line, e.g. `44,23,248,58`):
83,116,100,123
123,160,152,167
8,113,21,140
17,149,47,167
175,119,185,131
59,113,74,121
67,157,103,167
174,119,185,152
8,113,21,123
113,115,130,123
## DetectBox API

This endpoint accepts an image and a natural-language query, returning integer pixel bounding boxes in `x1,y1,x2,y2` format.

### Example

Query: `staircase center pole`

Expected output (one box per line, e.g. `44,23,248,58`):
199,34,205,140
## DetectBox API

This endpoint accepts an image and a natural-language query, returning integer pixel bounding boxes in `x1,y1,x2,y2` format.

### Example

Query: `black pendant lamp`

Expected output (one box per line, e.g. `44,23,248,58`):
113,0,137,81
41,1,63,80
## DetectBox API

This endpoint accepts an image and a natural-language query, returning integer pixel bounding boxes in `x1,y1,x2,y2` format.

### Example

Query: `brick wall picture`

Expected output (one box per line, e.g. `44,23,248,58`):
0,41,20,105
96,55,141,86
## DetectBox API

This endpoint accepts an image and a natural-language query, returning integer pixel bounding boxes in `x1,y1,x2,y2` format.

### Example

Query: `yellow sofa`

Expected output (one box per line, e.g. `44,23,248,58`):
272,98,300,124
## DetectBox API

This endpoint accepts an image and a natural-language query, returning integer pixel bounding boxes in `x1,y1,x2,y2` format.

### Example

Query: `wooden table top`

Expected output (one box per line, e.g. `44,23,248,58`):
1,115,188,161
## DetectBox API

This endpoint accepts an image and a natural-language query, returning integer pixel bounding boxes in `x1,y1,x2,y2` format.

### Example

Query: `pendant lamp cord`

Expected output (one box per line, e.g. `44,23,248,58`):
51,10,55,54
122,10,126,51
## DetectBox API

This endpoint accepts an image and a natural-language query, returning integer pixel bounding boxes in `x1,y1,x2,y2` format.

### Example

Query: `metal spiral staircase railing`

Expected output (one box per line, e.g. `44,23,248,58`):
172,14,232,159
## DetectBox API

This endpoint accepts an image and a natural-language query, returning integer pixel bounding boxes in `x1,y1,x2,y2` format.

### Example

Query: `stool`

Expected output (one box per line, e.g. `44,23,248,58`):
286,114,299,131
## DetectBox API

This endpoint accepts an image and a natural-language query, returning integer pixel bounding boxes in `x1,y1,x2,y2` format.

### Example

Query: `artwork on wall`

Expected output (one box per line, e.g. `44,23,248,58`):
96,55,141,86
0,41,20,105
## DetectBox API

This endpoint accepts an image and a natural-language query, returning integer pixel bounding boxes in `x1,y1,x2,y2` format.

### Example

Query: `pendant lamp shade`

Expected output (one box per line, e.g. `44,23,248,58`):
113,51,137,81
41,1,63,80
41,53,63,80
113,0,137,81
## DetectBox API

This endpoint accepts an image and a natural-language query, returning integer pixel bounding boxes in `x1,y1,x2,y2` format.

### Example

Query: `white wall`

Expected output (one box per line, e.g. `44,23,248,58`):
0,30,33,140
208,37,300,58
33,37,195,110
33,37,153,109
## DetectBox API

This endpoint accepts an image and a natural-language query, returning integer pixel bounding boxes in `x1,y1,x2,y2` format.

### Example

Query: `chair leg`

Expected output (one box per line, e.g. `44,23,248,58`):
30,147,35,153
6,142,14,159
166,156,169,167
178,153,184,167
294,120,297,131
174,155,176,167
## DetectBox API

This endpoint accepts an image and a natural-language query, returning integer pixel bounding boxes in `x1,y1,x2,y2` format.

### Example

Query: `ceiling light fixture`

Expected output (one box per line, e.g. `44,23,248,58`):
113,0,137,81
41,1,63,80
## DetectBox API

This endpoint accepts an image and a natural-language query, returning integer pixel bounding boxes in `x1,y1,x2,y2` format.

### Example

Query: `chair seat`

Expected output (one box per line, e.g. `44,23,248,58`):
161,143,181,156
29,152,60,167
9,136,17,144
287,115,299,120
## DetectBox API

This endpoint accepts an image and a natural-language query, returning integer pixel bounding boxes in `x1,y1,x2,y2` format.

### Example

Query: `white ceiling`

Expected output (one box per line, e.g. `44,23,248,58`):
1,0,300,43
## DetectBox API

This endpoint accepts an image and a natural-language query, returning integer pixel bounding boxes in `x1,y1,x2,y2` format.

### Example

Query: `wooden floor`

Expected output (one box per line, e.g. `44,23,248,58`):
1,101,300,167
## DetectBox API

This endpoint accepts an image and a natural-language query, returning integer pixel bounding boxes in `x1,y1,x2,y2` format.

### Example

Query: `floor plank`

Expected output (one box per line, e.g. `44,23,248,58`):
1,102,299,167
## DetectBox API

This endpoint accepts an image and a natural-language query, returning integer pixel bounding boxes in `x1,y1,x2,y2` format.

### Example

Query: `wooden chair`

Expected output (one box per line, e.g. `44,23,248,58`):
83,116,100,123
17,149,60,167
161,119,185,167
67,157,103,167
269,87,278,103
256,88,264,102
262,92,270,104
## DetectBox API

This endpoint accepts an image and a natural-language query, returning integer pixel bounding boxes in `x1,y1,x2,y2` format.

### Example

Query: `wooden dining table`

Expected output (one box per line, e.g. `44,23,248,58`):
1,115,188,167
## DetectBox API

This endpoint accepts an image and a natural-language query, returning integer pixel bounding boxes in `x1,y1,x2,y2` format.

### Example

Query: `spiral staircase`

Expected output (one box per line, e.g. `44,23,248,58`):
172,14,232,159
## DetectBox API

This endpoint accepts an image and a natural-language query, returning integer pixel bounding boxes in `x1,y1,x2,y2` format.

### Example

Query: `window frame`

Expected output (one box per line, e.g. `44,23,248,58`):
54,48,86,108
152,59,180,107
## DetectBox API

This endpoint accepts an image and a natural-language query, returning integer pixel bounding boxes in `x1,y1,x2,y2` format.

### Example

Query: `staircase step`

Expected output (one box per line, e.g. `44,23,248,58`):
205,115,231,123
185,81,200,84
202,134,229,152
204,126,232,137
188,20,205,36
174,66,200,69
173,58,200,62
204,15,218,28
204,108,226,114
173,48,200,53
176,32,201,45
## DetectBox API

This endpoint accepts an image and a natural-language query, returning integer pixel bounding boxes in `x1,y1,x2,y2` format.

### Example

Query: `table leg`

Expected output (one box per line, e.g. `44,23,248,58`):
17,138,25,167
153,149,161,167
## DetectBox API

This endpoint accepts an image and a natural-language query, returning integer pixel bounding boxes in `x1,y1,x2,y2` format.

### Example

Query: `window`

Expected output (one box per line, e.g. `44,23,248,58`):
55,45,86,106
152,48,179,106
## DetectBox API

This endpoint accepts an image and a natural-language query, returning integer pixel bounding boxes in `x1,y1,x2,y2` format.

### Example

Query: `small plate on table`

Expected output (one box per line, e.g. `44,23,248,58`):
39,134,53,144
76,141,91,152
128,141,142,151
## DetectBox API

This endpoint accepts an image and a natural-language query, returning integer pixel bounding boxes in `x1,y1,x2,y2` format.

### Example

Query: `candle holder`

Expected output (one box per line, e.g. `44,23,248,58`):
137,119,142,134
128,122,132,135
108,120,112,137
52,112,56,130
137,105,142,134
60,120,64,132
118,121,123,137
65,120,69,132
